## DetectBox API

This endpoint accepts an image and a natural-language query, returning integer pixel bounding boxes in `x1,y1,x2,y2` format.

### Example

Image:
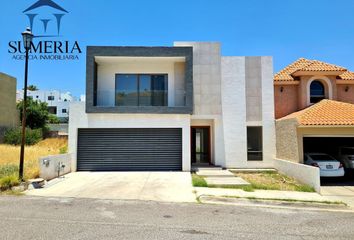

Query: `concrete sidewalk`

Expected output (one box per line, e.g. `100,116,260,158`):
26,172,196,203
195,187,345,205
321,186,354,208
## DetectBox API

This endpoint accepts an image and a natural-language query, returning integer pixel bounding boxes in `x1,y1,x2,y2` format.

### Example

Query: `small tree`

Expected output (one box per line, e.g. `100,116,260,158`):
17,98,49,129
25,85,39,91
47,114,60,124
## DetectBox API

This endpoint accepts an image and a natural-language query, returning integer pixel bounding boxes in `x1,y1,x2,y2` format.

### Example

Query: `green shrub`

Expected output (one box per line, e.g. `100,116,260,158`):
47,114,60,124
4,127,43,145
0,175,20,191
59,145,68,154
0,164,18,178
17,98,49,129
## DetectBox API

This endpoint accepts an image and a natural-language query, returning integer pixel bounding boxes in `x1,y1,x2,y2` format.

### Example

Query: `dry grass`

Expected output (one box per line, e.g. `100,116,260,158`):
232,171,315,192
0,138,67,179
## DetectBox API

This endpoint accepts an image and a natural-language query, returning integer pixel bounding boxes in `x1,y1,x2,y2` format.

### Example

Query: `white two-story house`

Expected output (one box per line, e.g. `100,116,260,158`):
69,42,276,172
17,90,76,120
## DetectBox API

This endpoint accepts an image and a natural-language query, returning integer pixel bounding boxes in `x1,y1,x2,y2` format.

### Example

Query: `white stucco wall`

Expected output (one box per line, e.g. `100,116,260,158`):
220,56,276,168
96,59,185,107
260,56,276,168
221,57,248,168
174,42,222,116
69,102,191,172
274,158,321,193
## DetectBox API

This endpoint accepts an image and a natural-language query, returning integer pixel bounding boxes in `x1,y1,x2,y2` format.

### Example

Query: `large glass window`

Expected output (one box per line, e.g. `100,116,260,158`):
116,74,138,106
115,74,168,106
247,127,263,161
310,80,325,103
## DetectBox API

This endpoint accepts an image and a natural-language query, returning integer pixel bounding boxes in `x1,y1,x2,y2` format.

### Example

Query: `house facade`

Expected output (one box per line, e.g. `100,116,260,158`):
274,59,354,164
68,42,276,172
0,72,18,141
274,58,354,119
17,90,76,120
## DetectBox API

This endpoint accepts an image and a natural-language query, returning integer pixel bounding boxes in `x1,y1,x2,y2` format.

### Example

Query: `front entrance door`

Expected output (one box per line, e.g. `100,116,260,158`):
191,127,211,165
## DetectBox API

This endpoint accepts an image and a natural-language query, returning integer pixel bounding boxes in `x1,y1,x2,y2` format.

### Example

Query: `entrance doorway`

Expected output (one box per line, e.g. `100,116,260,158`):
191,127,211,165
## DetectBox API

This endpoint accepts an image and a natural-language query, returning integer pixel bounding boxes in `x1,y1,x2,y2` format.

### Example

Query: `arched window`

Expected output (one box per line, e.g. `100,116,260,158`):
310,80,325,103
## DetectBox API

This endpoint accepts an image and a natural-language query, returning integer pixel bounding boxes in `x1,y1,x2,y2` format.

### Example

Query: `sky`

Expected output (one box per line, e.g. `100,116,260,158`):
1,0,354,98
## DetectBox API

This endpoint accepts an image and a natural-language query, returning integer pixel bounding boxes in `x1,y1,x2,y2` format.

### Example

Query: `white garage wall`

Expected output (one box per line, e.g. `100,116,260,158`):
69,102,191,172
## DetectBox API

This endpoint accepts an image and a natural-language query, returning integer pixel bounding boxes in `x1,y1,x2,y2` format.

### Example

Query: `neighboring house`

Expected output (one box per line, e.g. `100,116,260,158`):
274,58,354,119
276,100,354,163
274,59,354,164
79,94,86,102
69,42,276,172
17,89,75,120
0,73,18,141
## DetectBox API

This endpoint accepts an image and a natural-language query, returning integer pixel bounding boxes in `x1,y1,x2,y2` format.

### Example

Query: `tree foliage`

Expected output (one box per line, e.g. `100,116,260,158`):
25,85,39,91
17,98,49,129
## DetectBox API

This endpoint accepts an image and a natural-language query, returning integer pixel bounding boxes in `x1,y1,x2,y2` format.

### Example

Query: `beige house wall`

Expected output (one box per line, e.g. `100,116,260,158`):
0,73,18,141
275,119,300,163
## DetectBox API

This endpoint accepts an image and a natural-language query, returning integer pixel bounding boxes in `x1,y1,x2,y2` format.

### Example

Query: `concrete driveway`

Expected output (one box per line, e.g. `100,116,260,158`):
321,177,354,208
26,172,196,203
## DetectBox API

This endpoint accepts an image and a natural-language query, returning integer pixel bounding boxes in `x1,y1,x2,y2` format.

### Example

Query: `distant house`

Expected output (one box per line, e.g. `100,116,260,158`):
0,73,18,141
16,89,75,121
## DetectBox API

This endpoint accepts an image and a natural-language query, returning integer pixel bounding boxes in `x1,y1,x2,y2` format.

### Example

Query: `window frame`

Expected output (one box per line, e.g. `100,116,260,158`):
309,80,325,104
115,73,168,107
247,126,263,161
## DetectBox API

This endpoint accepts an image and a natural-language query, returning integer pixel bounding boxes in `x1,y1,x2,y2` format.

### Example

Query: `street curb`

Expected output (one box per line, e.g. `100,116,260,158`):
198,195,352,212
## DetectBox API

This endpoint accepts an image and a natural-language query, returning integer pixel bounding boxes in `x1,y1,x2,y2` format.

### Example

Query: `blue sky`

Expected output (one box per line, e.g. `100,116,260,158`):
1,0,354,97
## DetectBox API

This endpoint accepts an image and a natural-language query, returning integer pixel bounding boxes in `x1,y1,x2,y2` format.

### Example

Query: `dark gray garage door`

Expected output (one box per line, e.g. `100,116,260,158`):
77,128,182,171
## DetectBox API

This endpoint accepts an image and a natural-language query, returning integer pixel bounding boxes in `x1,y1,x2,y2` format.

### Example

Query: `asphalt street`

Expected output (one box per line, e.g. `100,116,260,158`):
0,196,353,240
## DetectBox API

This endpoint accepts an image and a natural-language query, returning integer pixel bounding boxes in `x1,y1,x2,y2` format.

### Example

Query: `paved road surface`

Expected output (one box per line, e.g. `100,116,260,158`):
0,196,353,240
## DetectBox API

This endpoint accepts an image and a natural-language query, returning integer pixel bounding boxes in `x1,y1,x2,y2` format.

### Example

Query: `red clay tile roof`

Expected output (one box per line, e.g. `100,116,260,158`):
300,60,346,72
339,71,354,80
274,58,311,81
274,58,350,82
279,100,354,126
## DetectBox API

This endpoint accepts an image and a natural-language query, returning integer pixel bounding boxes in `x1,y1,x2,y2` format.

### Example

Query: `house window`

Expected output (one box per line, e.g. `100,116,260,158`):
48,106,57,115
62,109,67,113
247,126,263,161
115,74,168,106
310,80,325,103
48,96,55,101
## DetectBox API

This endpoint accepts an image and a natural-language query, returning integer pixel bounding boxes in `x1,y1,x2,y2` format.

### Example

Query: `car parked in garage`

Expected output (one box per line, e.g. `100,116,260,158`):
304,153,345,177
338,147,354,170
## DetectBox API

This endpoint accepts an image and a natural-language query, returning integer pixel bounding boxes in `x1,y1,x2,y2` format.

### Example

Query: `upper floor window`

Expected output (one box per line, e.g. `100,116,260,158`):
115,74,168,107
310,80,325,104
48,96,55,101
62,109,67,113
